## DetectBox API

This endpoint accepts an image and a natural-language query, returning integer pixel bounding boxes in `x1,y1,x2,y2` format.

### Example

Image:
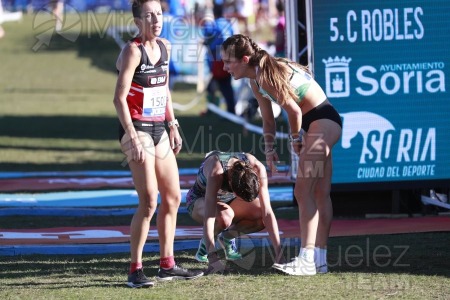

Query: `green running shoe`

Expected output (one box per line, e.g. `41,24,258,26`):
218,233,242,261
195,238,208,263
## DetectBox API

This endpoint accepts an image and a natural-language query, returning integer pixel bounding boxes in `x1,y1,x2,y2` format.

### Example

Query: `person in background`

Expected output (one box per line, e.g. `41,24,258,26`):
186,150,284,273
255,0,269,30
113,0,203,288
0,1,5,39
0,0,23,39
221,34,342,276
224,0,253,35
274,0,285,57
202,3,236,115
50,0,63,32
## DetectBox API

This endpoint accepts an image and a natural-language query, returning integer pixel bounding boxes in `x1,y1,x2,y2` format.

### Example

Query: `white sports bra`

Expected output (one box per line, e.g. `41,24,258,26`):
254,63,312,103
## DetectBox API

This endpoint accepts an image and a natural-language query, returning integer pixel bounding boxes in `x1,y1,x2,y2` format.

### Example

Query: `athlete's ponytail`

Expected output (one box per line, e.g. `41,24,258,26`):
222,34,309,105
229,160,259,202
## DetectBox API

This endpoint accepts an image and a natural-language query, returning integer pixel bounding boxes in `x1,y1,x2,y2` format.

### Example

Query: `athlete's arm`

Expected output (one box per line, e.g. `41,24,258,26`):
248,154,283,263
281,98,303,155
161,38,182,154
113,42,145,163
202,157,223,256
250,80,279,172
258,75,303,156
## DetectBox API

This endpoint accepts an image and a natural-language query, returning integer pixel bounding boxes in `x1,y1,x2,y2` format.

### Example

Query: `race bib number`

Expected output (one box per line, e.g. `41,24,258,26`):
142,86,167,117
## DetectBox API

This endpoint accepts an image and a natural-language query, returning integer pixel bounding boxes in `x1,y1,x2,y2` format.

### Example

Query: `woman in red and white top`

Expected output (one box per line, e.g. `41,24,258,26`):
113,0,202,288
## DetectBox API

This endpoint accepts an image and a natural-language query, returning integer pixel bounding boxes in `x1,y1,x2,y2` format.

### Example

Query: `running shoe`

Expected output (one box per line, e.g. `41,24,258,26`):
272,256,316,276
156,264,204,281
217,233,242,261
126,268,154,288
195,238,208,263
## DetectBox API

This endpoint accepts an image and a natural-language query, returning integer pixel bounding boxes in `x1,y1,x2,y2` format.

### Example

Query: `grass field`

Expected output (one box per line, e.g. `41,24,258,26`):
1,232,449,299
0,11,288,171
1,12,449,300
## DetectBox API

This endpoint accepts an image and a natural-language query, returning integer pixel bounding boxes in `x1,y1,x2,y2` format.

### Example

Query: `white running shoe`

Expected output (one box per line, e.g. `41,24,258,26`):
272,256,316,276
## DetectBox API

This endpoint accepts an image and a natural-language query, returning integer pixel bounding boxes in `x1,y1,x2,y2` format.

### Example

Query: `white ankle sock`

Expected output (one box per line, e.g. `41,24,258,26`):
314,247,327,266
299,248,314,262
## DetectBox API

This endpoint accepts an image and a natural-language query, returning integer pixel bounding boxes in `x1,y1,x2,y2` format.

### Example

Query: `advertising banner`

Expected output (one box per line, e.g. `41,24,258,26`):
308,0,450,187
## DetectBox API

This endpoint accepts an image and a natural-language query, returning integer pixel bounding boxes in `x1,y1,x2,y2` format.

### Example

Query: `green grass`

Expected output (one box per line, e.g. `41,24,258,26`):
1,233,449,299
1,205,449,299
0,12,286,172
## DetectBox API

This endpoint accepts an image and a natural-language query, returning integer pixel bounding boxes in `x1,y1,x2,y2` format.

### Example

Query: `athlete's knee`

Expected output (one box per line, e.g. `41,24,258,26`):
253,218,265,232
217,208,234,230
216,217,233,231
168,192,182,207
138,195,158,218
293,182,310,204
160,196,181,214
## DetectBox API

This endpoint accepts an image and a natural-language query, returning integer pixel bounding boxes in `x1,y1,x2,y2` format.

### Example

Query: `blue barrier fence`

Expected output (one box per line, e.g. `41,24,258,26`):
5,0,130,11
3,0,190,15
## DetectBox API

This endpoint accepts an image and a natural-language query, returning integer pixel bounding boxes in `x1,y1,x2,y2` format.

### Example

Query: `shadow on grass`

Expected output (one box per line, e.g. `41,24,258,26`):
0,161,126,172
0,114,291,171
0,115,118,140
30,30,120,74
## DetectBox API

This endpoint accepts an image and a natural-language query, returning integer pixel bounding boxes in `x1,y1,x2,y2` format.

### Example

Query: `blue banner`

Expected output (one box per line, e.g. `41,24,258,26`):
28,0,130,11
309,0,450,185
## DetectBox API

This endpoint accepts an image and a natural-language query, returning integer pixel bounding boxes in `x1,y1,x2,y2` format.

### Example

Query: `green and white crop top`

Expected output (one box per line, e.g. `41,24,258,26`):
254,63,312,104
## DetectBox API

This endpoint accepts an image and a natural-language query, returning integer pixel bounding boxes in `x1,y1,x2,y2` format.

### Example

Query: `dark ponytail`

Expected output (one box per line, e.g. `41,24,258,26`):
229,160,260,202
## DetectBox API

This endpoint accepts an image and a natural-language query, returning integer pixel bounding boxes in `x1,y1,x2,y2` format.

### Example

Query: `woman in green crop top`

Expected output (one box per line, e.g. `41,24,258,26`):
221,34,342,276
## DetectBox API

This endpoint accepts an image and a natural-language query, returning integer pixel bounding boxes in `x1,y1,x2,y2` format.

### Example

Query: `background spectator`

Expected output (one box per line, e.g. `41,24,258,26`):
202,3,236,114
